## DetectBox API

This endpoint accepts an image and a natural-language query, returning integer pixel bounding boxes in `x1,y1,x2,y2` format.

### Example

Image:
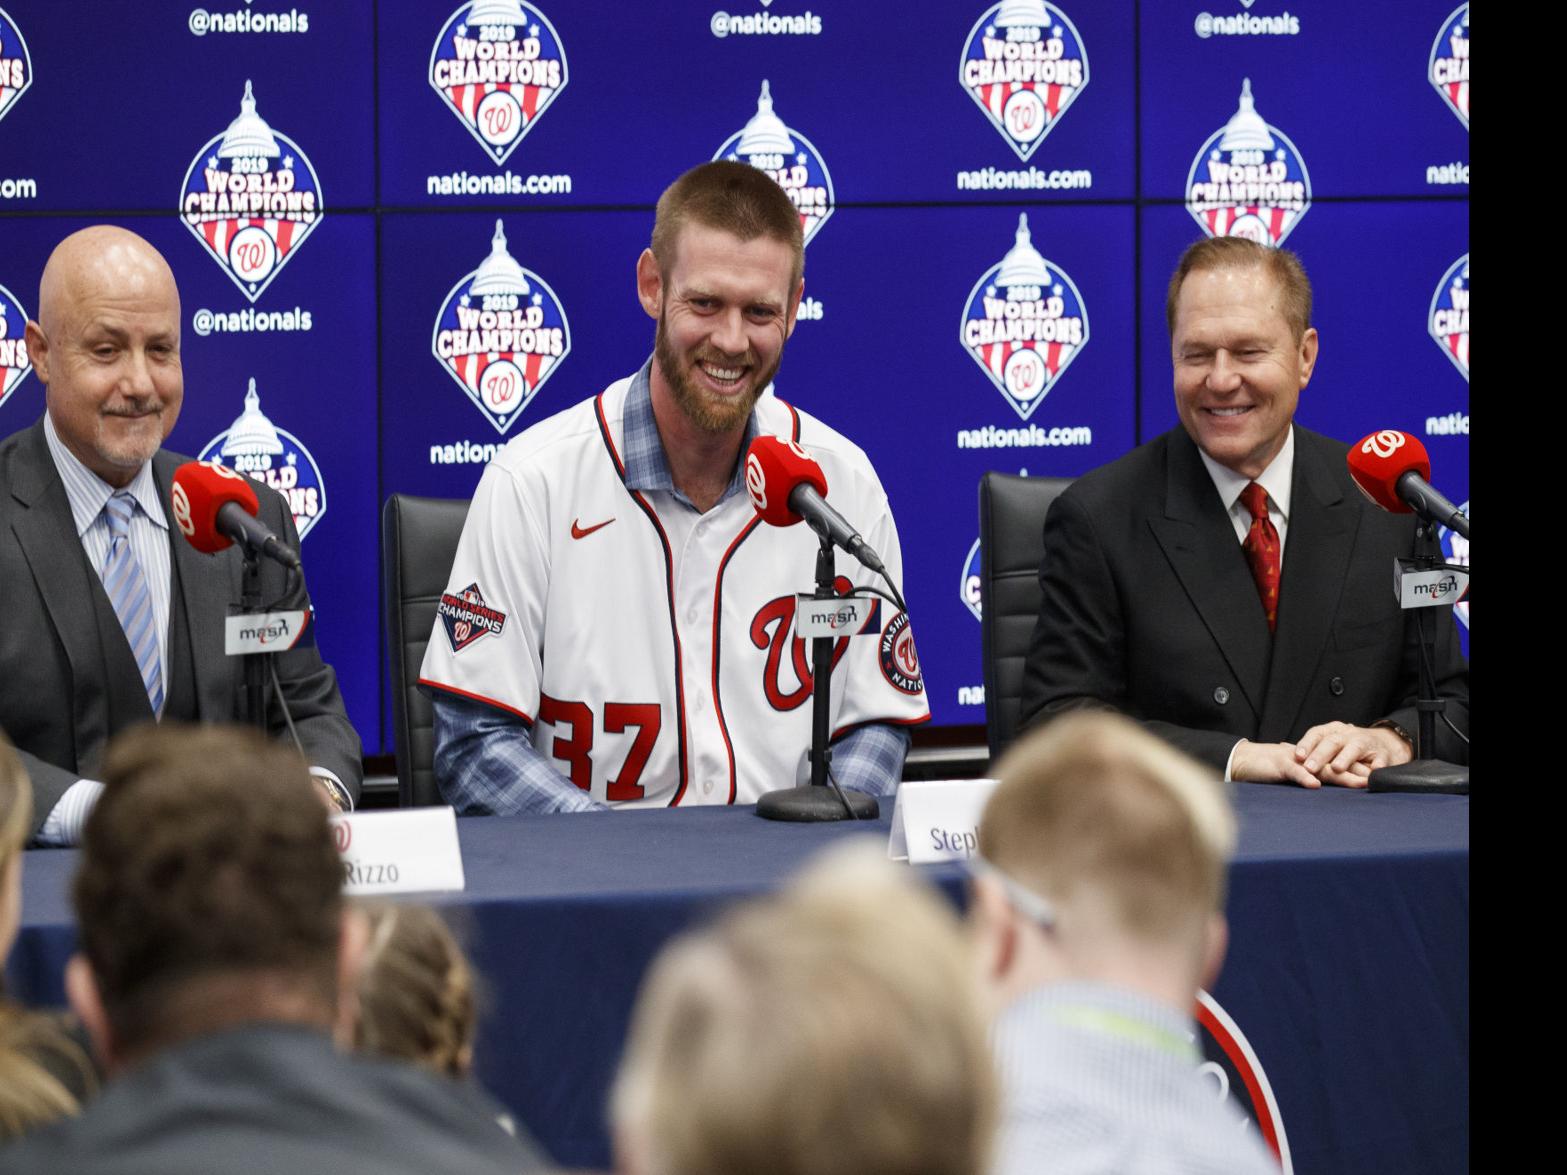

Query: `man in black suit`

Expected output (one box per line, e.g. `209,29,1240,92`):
1,226,360,842
1018,236,1468,786
0,724,546,1174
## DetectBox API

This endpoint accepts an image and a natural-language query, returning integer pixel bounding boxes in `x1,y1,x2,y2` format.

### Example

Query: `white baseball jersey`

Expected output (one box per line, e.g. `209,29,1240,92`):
419,371,929,808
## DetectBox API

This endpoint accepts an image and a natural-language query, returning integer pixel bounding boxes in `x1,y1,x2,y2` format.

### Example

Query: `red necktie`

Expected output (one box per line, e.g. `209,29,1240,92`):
1240,482,1280,633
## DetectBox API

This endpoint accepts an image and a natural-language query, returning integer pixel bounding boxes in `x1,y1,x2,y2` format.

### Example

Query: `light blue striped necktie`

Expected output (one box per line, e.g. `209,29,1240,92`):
102,491,164,715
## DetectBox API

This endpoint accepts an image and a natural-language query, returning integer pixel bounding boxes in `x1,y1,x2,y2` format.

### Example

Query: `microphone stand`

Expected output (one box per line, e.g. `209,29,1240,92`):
756,535,878,822
239,547,271,733
1369,518,1469,795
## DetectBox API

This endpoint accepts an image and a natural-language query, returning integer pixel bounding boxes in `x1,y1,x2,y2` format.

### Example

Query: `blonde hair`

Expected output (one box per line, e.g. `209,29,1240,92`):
612,843,997,1175
1,733,96,1140
983,713,1236,945
353,902,476,1078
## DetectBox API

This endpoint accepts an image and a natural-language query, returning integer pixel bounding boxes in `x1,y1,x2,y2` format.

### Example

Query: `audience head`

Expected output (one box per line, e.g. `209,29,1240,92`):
611,842,996,1175
1,733,96,1140
65,723,363,1073
0,732,30,959
353,901,476,1079
974,713,1236,1013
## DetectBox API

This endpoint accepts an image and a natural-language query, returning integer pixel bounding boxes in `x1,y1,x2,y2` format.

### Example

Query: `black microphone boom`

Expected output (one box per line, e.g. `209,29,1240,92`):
216,502,301,570
788,483,885,574
1396,471,1470,540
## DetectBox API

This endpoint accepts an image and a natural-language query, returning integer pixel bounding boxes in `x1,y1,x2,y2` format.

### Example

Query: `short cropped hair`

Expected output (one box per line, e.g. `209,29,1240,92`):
612,844,996,1175
650,160,805,291
1166,235,1313,342
982,713,1236,945
354,902,477,1078
73,724,345,1054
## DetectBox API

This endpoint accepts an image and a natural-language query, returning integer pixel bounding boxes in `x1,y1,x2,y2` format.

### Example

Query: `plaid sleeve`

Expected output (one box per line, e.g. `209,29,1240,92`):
829,722,911,798
431,692,607,815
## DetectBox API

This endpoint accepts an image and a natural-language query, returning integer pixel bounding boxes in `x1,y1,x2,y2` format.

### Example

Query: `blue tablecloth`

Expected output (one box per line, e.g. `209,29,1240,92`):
10,784,1468,1173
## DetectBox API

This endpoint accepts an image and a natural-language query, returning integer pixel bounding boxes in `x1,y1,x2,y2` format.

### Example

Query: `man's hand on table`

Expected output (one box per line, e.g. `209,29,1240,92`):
1231,723,1413,789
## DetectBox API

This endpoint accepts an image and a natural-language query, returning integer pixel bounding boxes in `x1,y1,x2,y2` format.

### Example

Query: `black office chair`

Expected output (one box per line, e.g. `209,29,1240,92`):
382,494,470,807
978,472,1074,761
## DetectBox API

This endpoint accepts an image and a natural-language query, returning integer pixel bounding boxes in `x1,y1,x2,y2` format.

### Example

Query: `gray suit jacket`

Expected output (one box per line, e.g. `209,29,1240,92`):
0,1023,550,1175
1018,424,1470,768
1,420,362,834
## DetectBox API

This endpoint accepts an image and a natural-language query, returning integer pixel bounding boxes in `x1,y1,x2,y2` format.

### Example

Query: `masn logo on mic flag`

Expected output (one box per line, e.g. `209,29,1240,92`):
180,81,324,303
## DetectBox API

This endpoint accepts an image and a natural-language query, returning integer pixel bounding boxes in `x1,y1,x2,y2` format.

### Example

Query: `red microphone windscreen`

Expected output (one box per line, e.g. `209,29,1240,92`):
1346,430,1432,513
745,435,828,527
171,460,261,553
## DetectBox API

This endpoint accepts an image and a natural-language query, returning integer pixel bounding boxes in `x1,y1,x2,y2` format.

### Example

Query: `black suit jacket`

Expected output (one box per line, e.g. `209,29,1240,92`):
1,420,362,834
1018,425,1469,769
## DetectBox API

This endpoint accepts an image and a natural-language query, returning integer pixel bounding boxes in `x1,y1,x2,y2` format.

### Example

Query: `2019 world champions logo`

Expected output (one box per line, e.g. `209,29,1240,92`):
0,283,30,411
0,7,32,123
1429,5,1469,129
430,0,568,165
961,538,982,620
432,219,571,435
959,0,1089,160
180,81,324,302
1186,79,1311,247
961,214,1090,420
1428,255,1468,381
199,378,327,540
715,81,834,246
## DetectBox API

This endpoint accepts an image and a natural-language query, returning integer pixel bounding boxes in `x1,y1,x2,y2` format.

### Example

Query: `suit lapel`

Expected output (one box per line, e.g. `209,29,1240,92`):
1148,430,1272,714
1258,429,1358,741
7,423,113,768
154,452,236,720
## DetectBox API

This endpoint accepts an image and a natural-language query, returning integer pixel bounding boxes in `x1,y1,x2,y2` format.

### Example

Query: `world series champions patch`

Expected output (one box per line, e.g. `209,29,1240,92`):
439,583,508,652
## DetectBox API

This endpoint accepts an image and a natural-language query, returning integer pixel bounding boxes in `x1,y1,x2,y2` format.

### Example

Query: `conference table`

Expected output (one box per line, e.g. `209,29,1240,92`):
11,785,1468,1174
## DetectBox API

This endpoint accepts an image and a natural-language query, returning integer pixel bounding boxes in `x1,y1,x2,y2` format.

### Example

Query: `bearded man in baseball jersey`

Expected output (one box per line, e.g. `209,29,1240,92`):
419,162,929,813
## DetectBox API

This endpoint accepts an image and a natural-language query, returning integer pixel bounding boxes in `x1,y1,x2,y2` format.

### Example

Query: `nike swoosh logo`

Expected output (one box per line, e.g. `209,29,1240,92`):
571,517,615,540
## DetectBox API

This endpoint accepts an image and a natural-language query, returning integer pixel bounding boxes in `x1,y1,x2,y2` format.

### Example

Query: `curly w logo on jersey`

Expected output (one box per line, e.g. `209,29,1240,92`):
961,214,1090,420
959,0,1089,160
1428,255,1468,381
432,219,571,435
1186,79,1311,248
0,283,31,411
198,379,327,541
1429,5,1468,129
430,0,568,165
715,81,834,247
0,8,33,124
180,81,324,303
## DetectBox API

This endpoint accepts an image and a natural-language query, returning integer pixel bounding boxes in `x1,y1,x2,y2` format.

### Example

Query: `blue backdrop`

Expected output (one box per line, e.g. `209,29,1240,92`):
0,0,1470,750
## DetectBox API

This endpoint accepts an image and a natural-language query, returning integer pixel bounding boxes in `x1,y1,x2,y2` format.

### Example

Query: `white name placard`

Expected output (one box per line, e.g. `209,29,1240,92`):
225,610,312,655
888,778,999,864
330,807,466,896
795,594,877,640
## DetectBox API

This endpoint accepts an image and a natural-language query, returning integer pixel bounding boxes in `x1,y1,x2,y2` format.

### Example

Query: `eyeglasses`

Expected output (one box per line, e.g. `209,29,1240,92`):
965,853,1058,933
